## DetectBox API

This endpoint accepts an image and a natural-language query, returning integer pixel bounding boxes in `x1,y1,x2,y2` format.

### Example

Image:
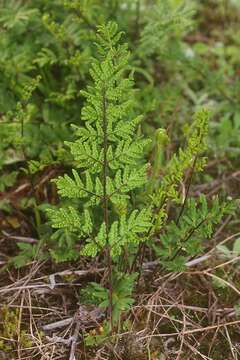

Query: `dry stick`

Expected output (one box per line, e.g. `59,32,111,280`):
187,269,240,297
0,278,86,294
0,303,61,312
151,295,184,337
145,307,192,327
69,321,81,360
26,289,47,359
34,267,105,281
140,319,240,339
209,255,240,271
184,340,212,360
203,272,240,297
141,253,211,273
141,303,236,318
207,323,220,358
17,292,25,360
176,309,187,360
208,231,240,255
42,318,73,332
0,261,43,292
1,230,38,244
224,325,237,359
10,261,45,305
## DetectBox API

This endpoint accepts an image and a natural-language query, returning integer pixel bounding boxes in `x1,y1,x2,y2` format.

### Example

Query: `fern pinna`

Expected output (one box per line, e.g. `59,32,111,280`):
47,22,152,323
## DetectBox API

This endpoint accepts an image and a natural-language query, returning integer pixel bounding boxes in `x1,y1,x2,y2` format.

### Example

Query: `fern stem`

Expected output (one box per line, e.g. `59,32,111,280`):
176,155,198,225
102,86,113,331
169,216,207,262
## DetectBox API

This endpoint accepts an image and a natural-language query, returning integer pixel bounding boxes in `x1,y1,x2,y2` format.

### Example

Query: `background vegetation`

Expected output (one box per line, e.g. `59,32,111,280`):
1,0,240,359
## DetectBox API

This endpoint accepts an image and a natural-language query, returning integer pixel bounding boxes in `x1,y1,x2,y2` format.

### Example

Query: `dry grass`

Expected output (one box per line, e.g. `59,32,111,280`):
1,228,240,359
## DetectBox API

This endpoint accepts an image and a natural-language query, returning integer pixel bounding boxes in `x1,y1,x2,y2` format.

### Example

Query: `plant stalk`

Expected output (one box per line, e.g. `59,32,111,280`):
102,87,113,331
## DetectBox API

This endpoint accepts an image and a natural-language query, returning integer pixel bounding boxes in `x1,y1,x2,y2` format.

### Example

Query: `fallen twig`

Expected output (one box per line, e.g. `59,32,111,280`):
42,317,73,331
69,321,82,360
1,230,38,244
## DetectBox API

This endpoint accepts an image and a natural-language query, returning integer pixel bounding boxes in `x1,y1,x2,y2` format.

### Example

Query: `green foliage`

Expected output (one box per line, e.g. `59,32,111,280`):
80,272,137,324
47,22,153,324
47,22,151,262
0,171,18,192
84,321,111,347
0,306,32,353
212,274,228,290
44,19,236,327
49,229,79,263
0,0,197,174
11,242,47,268
0,1,238,343
1,0,238,179
139,0,195,58
158,109,208,202
154,195,235,271
151,108,210,232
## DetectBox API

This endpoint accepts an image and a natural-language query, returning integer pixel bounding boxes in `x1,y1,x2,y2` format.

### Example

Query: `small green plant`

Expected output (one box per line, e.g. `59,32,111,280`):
154,195,234,271
84,321,111,347
47,21,152,327
80,272,138,324
0,306,32,354
47,21,232,330
11,242,46,268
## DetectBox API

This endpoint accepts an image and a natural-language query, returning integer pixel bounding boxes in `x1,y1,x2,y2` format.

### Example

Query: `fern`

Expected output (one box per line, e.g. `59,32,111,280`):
139,0,195,58
46,20,233,326
11,243,46,269
47,22,152,325
47,22,151,262
49,229,79,263
80,272,137,324
151,108,210,232
0,1,39,30
154,195,235,271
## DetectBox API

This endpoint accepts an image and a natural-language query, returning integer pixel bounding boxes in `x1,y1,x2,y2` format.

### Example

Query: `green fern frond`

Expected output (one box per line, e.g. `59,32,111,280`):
47,206,82,232
49,21,150,263
154,195,235,271
152,108,210,232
